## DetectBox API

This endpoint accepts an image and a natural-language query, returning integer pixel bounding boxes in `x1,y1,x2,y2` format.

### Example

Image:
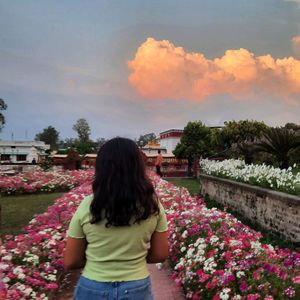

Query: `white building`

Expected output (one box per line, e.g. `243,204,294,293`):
0,141,50,163
141,141,167,156
159,129,184,155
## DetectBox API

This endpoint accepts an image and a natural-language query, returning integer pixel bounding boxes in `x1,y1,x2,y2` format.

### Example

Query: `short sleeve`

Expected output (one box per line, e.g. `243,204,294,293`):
155,202,168,232
67,207,85,239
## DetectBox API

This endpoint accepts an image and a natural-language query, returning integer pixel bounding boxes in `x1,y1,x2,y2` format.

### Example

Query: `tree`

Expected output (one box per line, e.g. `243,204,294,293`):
136,133,157,148
0,98,7,132
71,118,94,155
75,139,95,155
35,126,60,150
173,121,211,175
209,128,231,158
284,123,300,132
39,156,54,171
255,127,300,169
234,140,258,165
94,138,108,151
222,120,269,147
73,118,91,142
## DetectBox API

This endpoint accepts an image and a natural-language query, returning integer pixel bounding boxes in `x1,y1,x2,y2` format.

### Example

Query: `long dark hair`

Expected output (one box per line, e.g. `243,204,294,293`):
90,137,159,227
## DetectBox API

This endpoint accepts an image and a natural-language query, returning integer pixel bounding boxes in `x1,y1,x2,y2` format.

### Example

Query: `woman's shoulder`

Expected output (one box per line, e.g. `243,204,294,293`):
76,194,93,214
157,200,166,215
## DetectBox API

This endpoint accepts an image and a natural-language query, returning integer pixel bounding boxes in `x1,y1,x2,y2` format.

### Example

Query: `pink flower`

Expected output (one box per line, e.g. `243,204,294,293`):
239,281,249,293
293,275,300,284
285,287,296,298
253,271,260,280
247,294,260,300
196,269,210,283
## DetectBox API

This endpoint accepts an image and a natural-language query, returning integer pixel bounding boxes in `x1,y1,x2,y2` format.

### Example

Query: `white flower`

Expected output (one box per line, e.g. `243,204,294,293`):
24,287,33,296
2,255,12,261
209,235,219,244
236,271,245,278
18,273,26,280
220,288,231,300
0,263,9,270
182,230,188,238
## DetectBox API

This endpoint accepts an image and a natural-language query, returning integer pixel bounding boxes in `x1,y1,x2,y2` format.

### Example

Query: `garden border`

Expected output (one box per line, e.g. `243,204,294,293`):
199,173,300,243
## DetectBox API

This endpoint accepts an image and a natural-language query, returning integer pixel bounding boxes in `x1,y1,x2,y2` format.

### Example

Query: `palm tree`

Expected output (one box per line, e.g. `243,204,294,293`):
235,140,258,165
255,127,300,169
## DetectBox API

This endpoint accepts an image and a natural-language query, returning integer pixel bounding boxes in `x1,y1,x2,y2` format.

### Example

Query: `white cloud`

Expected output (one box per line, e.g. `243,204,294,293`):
128,38,300,104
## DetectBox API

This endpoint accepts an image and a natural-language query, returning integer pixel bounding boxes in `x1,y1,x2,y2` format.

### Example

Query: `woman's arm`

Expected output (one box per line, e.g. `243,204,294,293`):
146,230,169,264
64,237,87,271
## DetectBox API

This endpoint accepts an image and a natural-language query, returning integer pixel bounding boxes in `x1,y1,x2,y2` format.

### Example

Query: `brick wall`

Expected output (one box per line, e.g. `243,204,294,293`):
199,174,300,243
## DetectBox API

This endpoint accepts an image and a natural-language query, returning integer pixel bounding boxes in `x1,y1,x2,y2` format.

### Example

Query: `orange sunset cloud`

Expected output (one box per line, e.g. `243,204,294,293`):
128,38,300,102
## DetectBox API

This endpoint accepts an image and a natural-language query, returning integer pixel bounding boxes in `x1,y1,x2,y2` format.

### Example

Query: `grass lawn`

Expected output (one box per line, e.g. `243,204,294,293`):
0,192,63,235
165,177,200,196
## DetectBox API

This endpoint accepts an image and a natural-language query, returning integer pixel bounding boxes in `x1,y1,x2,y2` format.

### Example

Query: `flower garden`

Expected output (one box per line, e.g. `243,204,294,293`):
0,170,94,196
200,159,300,196
1,170,300,299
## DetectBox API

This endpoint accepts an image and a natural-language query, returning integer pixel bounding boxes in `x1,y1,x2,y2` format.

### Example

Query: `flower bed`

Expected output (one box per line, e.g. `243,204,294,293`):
0,172,299,299
0,183,92,299
200,159,300,196
0,170,94,196
153,174,300,299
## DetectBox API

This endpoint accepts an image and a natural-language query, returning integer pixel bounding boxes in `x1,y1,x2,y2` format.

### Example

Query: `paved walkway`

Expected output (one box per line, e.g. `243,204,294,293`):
53,263,185,299
148,264,185,300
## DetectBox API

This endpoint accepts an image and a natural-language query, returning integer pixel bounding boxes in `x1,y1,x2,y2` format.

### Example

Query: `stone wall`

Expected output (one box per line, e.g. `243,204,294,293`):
199,174,300,243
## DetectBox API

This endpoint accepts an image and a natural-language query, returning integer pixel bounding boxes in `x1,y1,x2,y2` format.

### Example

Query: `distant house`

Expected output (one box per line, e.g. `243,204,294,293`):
139,129,184,156
0,141,50,163
159,129,184,155
141,141,167,155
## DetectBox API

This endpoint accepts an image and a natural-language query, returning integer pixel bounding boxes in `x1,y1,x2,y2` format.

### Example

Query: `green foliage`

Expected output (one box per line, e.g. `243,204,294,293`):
75,140,95,155
284,122,300,132
256,127,300,169
94,138,108,151
58,138,77,150
223,120,268,144
173,121,211,176
233,140,259,164
70,118,96,154
209,120,269,160
58,138,96,155
39,156,54,171
0,98,7,132
73,118,91,142
209,128,232,158
173,121,211,160
283,123,300,165
35,126,60,150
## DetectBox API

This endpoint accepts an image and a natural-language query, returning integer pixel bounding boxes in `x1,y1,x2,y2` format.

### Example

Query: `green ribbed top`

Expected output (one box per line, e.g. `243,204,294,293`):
67,195,168,282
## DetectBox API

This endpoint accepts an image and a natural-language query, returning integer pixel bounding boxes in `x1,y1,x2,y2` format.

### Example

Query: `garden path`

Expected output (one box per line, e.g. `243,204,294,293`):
54,264,185,299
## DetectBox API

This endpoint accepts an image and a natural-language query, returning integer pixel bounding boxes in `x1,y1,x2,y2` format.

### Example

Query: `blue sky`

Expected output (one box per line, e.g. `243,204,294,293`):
0,0,300,141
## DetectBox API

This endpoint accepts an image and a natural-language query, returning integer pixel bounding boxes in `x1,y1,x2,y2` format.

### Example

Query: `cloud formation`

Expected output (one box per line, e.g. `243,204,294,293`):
128,38,300,102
